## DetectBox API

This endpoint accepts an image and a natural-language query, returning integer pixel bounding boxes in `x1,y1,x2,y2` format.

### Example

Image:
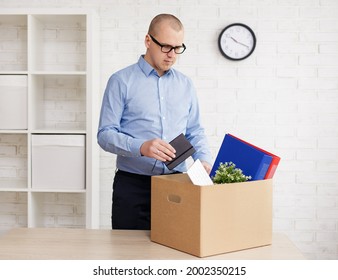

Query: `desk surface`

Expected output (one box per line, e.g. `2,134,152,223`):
0,228,305,260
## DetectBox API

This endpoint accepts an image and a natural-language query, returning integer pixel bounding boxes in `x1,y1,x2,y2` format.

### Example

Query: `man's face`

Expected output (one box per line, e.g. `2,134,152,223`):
144,24,184,76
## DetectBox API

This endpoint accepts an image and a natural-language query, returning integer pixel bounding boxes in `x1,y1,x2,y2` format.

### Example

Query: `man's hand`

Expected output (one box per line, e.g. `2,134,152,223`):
140,138,176,162
201,160,212,175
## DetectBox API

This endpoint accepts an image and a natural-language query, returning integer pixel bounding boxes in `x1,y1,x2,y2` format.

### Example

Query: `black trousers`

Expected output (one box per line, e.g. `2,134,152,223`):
112,170,151,230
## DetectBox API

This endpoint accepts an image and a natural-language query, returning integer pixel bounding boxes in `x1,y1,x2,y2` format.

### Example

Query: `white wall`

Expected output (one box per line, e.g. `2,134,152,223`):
1,0,338,260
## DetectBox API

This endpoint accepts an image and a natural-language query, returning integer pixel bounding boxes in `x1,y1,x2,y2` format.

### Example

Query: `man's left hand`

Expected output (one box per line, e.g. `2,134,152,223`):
200,161,212,175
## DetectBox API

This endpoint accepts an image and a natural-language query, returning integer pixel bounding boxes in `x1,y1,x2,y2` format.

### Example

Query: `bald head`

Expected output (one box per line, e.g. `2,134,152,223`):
148,14,184,36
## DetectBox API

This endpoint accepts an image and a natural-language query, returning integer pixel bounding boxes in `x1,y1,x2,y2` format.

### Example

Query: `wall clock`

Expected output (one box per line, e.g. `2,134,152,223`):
218,23,256,61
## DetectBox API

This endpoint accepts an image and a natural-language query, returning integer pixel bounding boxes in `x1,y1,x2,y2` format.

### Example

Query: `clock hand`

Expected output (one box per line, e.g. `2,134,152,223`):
230,36,250,49
230,36,238,43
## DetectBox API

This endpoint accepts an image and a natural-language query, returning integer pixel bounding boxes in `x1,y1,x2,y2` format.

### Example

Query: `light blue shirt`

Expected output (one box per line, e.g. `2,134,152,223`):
97,56,212,175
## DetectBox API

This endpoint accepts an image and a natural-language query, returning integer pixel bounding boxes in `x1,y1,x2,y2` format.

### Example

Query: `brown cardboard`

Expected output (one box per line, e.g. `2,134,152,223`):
151,174,272,257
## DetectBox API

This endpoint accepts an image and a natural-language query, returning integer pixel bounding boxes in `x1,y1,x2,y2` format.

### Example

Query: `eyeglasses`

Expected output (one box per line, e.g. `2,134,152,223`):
148,34,186,54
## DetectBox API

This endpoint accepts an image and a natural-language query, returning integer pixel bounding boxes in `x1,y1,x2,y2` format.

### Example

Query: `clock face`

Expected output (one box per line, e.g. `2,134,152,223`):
218,23,256,61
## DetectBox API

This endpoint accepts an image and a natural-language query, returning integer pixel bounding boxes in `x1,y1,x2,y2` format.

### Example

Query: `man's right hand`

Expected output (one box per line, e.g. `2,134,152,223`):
140,138,176,162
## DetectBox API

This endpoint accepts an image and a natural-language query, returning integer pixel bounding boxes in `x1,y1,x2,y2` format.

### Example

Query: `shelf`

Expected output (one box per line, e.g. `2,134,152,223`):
0,130,29,134
29,189,86,193
31,71,86,75
0,10,100,230
0,71,28,75
30,130,86,134
0,188,28,192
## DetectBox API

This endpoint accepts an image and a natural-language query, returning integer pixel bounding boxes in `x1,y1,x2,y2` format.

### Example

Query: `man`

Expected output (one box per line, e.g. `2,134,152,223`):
97,14,212,230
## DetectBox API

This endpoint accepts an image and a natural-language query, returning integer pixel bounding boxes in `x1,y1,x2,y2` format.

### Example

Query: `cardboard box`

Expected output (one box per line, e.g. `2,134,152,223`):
151,174,272,257
32,134,85,189
0,75,27,129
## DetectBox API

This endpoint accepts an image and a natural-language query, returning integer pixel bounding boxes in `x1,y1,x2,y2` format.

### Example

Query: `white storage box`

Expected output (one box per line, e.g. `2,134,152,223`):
32,134,85,189
0,75,27,129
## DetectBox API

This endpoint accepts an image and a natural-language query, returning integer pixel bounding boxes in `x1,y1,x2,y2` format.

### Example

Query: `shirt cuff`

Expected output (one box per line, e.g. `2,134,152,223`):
193,154,213,167
128,137,145,157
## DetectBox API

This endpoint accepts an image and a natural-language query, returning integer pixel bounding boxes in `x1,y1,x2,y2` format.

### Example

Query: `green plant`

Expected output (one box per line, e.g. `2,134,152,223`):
212,162,251,184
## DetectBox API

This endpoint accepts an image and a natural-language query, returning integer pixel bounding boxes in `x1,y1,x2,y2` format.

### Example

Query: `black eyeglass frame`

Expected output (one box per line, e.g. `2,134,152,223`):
148,34,186,54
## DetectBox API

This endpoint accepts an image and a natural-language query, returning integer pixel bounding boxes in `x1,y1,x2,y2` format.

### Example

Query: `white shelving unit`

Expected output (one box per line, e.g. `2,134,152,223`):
0,9,100,229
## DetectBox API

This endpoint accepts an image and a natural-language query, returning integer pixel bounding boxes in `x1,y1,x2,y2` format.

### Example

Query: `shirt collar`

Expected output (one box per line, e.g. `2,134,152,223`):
138,55,173,77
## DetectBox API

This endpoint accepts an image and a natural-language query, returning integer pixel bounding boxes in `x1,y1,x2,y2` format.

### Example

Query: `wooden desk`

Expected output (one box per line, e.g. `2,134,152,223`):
0,228,305,260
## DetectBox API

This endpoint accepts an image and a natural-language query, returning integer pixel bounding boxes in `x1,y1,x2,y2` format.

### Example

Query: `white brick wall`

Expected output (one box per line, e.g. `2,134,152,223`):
0,14,27,71
32,193,86,228
39,75,86,130
0,192,27,235
0,134,27,188
1,0,338,260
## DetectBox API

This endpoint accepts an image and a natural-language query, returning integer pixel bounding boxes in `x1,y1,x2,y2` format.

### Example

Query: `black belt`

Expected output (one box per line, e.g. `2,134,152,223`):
116,169,181,180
